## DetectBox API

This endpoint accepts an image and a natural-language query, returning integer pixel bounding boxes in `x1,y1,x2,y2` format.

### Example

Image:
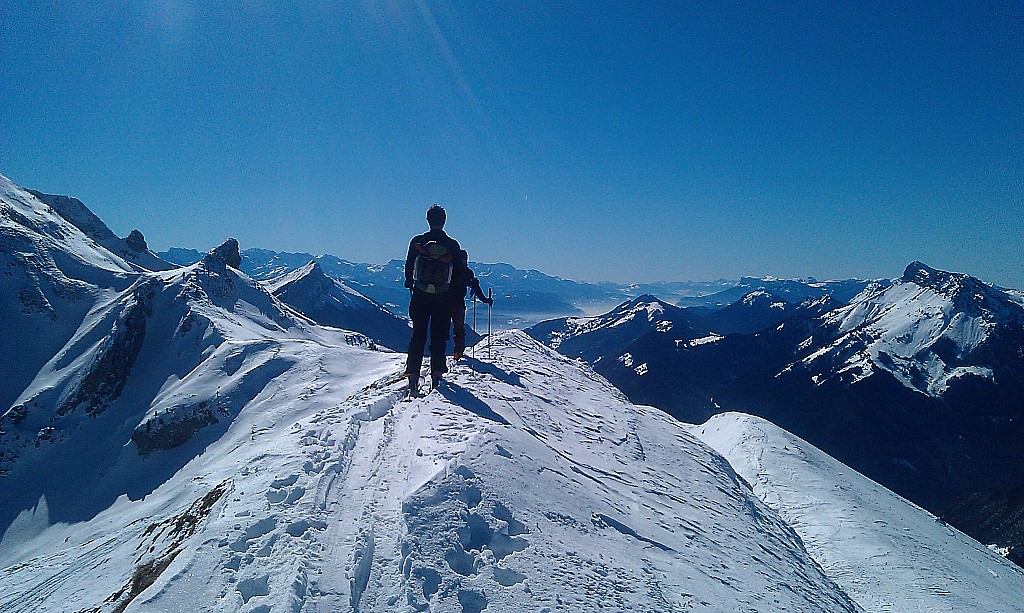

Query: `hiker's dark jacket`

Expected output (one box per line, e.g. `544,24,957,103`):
404,229,463,292
453,265,489,304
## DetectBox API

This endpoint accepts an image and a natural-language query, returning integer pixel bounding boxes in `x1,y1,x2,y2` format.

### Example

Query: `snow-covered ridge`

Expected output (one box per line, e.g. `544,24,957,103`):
261,260,412,352
0,173,138,275
540,295,679,350
695,412,1024,612
0,238,309,475
263,260,378,304
0,174,151,415
3,331,868,612
26,189,175,272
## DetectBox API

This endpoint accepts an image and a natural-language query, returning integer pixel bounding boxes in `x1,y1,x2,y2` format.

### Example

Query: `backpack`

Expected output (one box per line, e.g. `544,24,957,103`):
412,239,454,294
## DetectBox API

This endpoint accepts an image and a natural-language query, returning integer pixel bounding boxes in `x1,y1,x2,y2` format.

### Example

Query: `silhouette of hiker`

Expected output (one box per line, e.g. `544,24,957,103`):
450,249,492,360
405,205,464,395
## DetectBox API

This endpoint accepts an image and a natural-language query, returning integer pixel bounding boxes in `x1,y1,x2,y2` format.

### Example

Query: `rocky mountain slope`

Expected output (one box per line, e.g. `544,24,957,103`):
0,175,141,414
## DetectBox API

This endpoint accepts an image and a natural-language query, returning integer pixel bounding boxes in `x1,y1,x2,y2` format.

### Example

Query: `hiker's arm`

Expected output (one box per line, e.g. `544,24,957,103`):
470,277,491,304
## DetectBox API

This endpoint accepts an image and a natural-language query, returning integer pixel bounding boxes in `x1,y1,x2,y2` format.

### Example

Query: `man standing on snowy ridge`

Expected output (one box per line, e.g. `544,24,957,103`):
404,204,464,396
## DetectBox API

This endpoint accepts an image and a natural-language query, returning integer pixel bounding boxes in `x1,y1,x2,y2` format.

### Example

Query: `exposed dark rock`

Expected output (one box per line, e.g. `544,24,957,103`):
55,278,158,418
204,238,242,271
132,403,220,455
101,481,229,612
125,229,148,252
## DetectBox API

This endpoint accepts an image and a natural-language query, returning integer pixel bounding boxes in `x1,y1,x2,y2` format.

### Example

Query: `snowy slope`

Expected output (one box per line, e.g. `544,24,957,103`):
694,412,1024,612
529,263,1024,576
0,174,141,414
262,260,413,352
0,238,366,530
27,190,175,272
1,331,866,612
529,295,708,365
796,262,1024,396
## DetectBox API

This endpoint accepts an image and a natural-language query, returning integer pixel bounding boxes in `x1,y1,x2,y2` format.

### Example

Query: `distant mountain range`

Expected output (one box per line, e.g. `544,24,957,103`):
159,247,886,330
528,261,1024,566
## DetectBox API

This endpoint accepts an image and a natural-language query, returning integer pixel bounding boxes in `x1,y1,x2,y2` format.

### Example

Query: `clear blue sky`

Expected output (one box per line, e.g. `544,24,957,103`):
2,1,1021,287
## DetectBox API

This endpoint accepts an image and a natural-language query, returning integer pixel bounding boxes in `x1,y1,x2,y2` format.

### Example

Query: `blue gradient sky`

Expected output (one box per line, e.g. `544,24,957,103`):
2,2,1022,286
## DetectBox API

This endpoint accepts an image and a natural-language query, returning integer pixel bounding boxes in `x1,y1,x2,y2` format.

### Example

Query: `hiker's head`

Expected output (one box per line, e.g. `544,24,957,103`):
426,204,446,229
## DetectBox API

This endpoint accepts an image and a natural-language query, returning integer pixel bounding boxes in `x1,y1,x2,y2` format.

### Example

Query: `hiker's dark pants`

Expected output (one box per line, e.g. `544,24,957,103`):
406,290,451,376
452,301,467,356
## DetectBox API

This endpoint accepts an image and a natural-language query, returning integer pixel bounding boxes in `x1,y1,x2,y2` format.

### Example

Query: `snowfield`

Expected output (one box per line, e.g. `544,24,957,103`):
3,331,867,612
694,413,1024,612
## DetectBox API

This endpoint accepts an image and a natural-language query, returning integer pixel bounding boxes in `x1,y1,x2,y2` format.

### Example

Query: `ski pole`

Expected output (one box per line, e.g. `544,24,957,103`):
472,297,477,359
487,288,492,359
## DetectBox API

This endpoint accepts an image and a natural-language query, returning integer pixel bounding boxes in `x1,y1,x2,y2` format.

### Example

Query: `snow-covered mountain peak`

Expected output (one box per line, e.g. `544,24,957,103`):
261,259,413,351
25,189,119,243
0,174,159,413
621,294,671,319
901,260,968,290
798,263,1023,396
529,293,704,356
24,188,174,272
627,292,662,305
0,174,136,275
902,261,1021,320
741,290,787,308
262,260,332,295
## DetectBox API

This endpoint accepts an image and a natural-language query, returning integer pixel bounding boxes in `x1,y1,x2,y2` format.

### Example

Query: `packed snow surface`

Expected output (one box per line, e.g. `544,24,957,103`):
4,172,1022,612
2,331,866,612
694,412,1024,612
